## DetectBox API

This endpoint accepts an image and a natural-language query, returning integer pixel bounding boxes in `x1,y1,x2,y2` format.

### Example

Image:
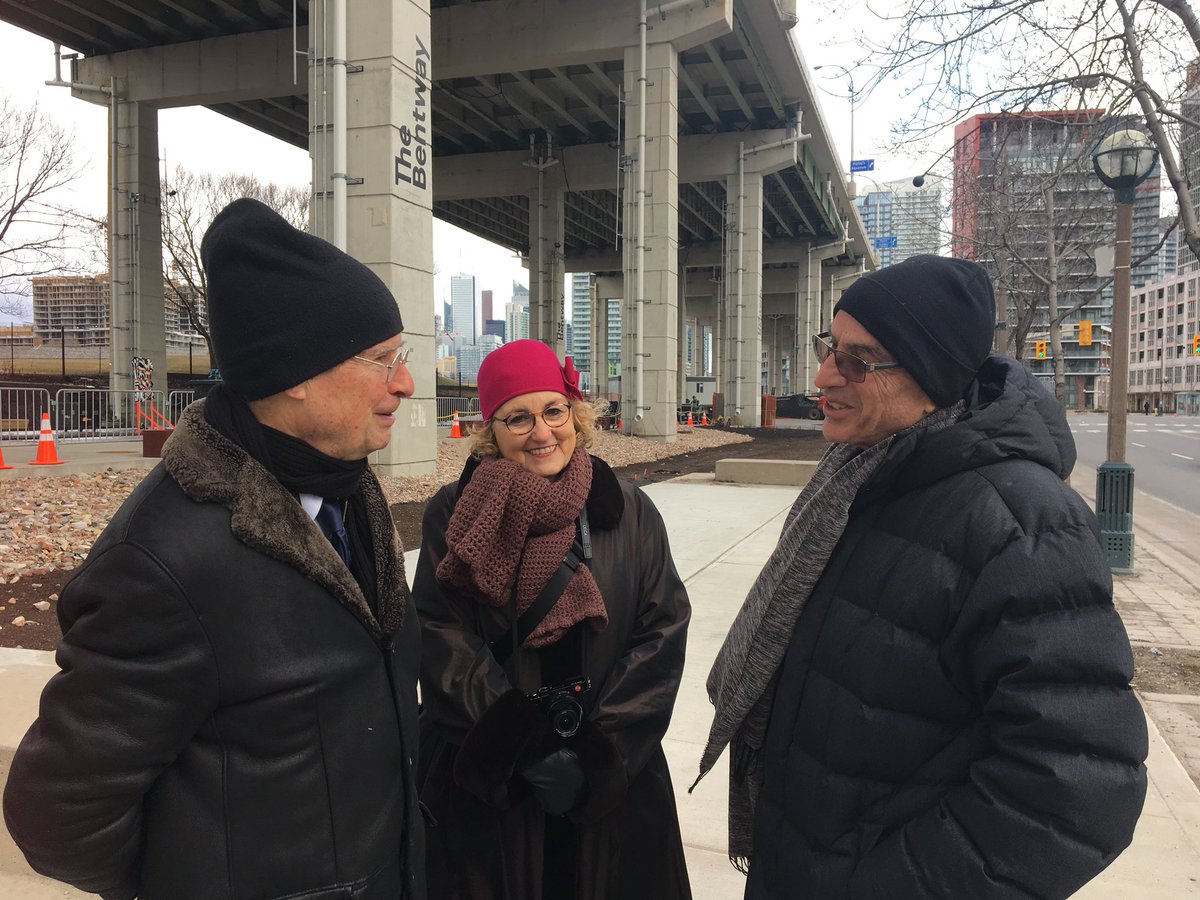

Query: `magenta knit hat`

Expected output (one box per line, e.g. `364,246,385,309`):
477,340,584,420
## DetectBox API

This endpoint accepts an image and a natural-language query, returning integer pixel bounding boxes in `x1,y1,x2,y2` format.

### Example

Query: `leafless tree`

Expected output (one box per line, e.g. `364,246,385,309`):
857,0,1200,260
0,98,84,312
949,110,1122,405
161,168,310,358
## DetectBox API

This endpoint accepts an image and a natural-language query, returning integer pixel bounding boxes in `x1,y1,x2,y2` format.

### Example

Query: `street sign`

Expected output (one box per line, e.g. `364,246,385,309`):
873,235,898,249
850,159,875,173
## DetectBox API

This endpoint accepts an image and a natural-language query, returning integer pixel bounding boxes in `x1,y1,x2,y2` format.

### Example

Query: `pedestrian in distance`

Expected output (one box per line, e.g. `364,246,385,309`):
3,198,426,900
414,339,692,900
699,254,1147,899
1144,400,1152,415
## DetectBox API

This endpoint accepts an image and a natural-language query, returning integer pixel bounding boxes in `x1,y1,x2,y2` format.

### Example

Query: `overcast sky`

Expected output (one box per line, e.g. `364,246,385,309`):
0,8,915,327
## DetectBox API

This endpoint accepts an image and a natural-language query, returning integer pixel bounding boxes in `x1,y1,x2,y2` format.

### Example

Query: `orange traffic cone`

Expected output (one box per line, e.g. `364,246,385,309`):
686,410,694,426
0,444,12,470
700,411,708,426
449,410,463,439
29,412,65,466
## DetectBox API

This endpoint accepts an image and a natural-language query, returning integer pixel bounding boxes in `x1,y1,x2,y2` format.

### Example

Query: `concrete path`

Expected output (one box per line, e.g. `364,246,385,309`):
2,475,1199,896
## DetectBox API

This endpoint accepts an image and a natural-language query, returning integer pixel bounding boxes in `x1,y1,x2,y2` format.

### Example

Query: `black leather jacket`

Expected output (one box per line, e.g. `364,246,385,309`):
3,403,426,900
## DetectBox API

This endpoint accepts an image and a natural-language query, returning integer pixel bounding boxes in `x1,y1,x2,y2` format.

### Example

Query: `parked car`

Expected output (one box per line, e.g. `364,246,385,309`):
775,392,825,420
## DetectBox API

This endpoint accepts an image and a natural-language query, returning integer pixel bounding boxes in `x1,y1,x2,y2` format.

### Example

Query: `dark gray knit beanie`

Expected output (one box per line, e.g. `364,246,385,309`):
833,255,995,407
200,198,403,400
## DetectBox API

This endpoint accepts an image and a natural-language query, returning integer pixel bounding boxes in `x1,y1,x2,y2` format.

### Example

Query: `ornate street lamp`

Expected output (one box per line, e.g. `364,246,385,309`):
1091,128,1158,573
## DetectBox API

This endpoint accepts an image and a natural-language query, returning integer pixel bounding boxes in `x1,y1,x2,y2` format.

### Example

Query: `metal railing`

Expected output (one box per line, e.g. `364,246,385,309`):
435,396,481,424
0,386,52,441
167,391,196,424
54,389,167,441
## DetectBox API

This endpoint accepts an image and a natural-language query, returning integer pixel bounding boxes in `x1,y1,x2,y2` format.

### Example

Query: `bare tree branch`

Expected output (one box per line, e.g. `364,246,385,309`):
161,167,311,360
0,98,83,293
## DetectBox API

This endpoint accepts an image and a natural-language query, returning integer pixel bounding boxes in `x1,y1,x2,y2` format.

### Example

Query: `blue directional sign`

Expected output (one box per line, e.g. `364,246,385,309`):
873,235,898,249
850,159,875,172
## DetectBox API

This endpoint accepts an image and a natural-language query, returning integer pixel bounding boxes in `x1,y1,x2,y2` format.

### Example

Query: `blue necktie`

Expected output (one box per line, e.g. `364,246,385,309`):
316,499,352,567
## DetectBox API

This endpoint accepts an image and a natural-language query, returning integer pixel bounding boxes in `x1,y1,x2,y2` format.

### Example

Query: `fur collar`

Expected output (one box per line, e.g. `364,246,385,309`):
454,452,625,530
162,402,406,638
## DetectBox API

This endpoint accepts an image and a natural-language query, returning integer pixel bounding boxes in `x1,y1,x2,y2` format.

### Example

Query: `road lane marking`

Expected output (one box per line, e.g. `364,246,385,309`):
1171,452,1194,460
1132,442,1146,448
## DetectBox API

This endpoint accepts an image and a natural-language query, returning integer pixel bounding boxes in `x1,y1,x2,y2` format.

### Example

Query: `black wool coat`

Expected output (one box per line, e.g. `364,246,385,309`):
2,403,425,900
414,454,692,900
746,355,1148,900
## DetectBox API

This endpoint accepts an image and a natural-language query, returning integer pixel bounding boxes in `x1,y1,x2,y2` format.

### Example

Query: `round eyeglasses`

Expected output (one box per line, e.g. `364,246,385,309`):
494,404,572,435
353,346,413,381
811,332,902,383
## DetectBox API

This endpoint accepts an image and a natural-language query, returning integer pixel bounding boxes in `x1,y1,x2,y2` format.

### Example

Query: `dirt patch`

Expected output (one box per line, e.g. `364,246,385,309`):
1131,644,1200,695
0,426,826,652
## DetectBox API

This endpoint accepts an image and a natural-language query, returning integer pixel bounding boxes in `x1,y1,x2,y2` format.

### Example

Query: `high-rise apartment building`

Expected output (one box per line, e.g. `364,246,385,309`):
569,273,593,375
855,177,943,267
952,110,1160,409
31,275,111,345
451,274,476,343
506,281,530,343
32,274,204,349
1128,272,1200,415
605,298,622,379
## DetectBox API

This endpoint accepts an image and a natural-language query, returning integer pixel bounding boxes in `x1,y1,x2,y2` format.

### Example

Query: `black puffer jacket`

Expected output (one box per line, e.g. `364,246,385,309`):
747,356,1147,899
3,403,425,900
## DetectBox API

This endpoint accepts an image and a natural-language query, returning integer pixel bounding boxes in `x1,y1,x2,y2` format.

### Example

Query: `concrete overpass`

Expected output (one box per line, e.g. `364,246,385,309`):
0,0,873,475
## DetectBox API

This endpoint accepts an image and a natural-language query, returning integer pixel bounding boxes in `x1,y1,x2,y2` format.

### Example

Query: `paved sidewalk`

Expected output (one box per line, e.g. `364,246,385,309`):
2,476,1199,897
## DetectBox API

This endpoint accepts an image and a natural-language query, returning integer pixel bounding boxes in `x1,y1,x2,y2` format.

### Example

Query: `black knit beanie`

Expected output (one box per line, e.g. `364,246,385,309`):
200,198,404,400
833,255,995,407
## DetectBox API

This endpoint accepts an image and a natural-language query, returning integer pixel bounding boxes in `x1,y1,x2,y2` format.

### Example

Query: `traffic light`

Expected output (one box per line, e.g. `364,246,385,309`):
1193,334,1200,356
1077,319,1093,347
1035,340,1047,359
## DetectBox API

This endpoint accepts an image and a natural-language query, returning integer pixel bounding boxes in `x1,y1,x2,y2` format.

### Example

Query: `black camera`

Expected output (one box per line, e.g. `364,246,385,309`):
527,678,591,738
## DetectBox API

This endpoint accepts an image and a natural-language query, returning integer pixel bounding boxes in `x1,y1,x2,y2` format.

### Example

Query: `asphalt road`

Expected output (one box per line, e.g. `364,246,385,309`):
1068,412,1200,569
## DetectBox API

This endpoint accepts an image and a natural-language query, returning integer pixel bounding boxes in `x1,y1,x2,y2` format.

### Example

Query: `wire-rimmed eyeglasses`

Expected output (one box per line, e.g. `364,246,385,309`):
811,332,902,383
494,403,573,436
353,346,413,381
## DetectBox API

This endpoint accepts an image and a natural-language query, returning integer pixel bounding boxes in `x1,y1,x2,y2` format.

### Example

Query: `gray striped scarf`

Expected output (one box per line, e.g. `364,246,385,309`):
696,404,963,870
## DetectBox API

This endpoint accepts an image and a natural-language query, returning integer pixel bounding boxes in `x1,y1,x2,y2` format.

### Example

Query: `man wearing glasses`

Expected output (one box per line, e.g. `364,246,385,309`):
702,254,1146,898
5,199,426,900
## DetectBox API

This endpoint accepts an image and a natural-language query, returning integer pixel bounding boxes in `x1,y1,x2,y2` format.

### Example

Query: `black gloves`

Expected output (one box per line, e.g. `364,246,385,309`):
521,747,589,817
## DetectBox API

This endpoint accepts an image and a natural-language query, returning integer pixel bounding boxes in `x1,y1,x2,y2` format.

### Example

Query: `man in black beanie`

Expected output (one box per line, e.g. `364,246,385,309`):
703,254,1146,899
4,198,427,900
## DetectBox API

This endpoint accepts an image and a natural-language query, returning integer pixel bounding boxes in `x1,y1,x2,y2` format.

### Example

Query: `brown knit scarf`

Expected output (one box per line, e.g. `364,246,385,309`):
436,445,608,648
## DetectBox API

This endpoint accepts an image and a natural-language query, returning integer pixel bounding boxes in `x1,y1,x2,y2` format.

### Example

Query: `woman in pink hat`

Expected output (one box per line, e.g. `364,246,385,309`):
413,339,692,900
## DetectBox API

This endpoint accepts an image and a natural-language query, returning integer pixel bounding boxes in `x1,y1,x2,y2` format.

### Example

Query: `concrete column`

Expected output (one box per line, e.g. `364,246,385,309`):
529,186,565,354
110,96,165,405
586,277,602,393
621,41,679,440
311,0,436,476
764,315,786,395
677,264,688,398
724,169,764,425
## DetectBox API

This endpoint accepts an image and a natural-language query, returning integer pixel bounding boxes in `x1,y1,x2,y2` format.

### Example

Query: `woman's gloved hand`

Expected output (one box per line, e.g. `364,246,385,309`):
520,747,588,816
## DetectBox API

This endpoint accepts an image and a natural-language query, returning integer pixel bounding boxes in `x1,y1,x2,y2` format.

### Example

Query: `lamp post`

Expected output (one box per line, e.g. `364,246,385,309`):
1091,128,1158,573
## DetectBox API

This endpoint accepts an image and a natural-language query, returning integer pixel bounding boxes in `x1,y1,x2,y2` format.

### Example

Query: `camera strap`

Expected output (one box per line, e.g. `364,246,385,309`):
490,506,591,666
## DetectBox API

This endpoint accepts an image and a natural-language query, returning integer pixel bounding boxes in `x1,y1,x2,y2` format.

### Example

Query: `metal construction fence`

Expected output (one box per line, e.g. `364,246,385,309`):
0,386,179,443
0,386,51,442
435,396,481,424
167,391,196,424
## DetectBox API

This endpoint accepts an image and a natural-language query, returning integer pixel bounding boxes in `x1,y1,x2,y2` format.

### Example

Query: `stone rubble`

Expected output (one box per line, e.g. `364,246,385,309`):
0,428,750,579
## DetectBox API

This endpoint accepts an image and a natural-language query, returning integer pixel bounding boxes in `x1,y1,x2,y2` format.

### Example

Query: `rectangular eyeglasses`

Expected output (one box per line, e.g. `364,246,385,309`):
353,346,412,381
811,332,902,383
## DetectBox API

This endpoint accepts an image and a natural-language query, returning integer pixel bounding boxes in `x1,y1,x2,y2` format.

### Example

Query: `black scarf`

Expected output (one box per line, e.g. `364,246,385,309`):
203,385,379,613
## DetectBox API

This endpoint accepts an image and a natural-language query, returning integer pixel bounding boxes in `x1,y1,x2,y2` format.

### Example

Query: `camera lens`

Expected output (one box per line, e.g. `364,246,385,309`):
550,699,582,738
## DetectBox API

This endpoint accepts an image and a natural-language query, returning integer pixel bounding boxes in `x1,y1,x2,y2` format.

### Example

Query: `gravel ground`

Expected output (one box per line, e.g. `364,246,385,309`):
0,427,751,582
